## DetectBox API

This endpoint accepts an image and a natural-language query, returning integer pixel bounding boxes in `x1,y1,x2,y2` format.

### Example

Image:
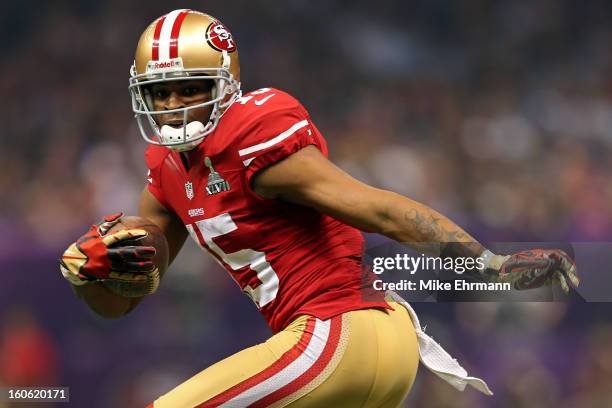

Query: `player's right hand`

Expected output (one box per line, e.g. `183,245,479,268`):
59,213,157,286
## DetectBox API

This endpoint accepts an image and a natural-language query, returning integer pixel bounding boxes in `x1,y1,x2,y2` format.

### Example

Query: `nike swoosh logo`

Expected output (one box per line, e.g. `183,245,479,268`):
254,94,276,105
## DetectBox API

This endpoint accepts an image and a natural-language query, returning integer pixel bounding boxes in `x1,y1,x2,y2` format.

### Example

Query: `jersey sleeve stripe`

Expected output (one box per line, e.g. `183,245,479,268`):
238,119,309,157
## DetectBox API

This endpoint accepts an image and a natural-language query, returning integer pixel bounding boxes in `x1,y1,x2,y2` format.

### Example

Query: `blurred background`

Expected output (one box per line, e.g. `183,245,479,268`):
2,0,612,406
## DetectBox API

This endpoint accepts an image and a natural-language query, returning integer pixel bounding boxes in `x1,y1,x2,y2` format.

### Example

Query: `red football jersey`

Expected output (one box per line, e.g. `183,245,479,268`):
145,88,389,333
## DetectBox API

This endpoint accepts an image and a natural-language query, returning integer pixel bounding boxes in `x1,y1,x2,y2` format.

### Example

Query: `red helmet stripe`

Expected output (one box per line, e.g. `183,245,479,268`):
169,10,190,59
151,15,166,61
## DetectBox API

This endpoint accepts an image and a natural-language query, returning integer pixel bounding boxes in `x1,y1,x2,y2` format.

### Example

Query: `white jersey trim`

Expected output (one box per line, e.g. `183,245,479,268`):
238,119,309,158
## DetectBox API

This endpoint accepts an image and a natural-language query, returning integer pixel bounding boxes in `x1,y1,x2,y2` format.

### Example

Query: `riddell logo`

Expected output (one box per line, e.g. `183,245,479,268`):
152,61,178,69
146,57,184,73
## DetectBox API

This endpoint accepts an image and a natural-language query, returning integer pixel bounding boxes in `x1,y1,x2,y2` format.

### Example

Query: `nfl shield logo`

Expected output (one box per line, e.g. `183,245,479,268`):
185,181,194,200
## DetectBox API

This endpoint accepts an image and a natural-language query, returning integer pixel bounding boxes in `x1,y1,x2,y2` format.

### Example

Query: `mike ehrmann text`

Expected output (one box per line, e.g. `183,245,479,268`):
373,279,512,292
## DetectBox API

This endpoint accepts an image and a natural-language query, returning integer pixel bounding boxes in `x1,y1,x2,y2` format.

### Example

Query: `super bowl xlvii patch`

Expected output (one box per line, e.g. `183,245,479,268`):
185,181,194,200
204,157,230,195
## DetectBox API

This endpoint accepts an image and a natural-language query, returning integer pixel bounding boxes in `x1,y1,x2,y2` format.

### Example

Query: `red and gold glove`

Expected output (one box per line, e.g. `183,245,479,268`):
59,213,156,286
481,249,579,293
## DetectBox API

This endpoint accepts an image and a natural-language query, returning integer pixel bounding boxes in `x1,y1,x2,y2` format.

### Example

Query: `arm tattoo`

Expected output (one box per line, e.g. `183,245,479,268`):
402,208,484,259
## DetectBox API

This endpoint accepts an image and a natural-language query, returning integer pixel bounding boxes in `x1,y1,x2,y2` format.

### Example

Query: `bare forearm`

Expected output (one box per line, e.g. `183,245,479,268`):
377,191,485,258
139,187,187,265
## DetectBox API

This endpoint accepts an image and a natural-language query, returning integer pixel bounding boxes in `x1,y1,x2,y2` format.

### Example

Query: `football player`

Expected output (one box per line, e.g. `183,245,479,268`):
59,9,579,408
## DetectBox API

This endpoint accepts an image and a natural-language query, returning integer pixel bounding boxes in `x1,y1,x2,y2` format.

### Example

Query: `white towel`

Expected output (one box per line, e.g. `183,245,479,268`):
387,290,493,395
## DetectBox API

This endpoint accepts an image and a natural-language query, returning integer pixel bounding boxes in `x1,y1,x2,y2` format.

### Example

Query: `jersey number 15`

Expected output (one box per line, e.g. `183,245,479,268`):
186,213,280,308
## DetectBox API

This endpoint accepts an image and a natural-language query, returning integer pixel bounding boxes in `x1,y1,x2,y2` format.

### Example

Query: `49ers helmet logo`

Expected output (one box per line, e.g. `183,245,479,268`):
205,22,236,52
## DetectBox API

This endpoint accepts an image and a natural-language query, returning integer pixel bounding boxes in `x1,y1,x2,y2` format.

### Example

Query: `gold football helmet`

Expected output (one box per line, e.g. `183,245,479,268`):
129,9,241,151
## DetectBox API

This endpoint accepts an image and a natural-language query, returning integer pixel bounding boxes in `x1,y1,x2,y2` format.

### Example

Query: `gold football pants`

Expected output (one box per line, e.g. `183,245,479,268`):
149,301,419,407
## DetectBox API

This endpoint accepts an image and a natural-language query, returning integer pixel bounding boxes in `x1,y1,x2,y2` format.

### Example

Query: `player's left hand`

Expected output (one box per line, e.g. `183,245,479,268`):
486,249,579,293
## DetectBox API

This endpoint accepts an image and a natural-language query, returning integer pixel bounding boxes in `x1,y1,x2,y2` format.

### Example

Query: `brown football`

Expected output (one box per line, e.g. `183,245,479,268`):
102,216,169,298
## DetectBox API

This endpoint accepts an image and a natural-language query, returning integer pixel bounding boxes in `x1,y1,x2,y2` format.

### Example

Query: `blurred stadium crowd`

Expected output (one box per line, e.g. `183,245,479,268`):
1,0,612,407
